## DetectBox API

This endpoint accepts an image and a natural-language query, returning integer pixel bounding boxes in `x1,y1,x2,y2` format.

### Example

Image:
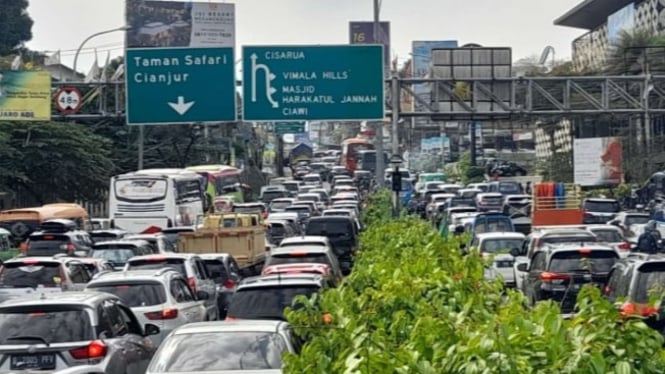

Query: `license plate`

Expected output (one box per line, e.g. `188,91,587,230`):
10,354,56,370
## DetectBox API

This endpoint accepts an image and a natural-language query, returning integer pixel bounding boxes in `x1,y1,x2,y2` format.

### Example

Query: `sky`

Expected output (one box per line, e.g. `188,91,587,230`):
25,0,587,74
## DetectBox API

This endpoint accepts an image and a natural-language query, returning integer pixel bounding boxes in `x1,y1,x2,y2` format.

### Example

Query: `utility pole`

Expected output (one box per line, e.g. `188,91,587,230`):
373,0,385,187
391,75,400,155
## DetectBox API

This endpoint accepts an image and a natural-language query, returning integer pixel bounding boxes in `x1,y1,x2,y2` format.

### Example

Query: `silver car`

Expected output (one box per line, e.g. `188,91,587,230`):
85,269,208,346
124,254,219,321
0,292,159,374
147,320,298,373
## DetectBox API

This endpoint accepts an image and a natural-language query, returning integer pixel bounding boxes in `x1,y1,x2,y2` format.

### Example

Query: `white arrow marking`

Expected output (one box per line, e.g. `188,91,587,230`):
168,96,195,115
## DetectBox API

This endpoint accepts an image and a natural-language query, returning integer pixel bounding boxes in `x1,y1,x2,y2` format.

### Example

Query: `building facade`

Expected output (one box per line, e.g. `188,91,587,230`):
555,0,665,72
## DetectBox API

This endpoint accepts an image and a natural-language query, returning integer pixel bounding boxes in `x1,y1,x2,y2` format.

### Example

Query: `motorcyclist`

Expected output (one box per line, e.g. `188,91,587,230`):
635,220,660,254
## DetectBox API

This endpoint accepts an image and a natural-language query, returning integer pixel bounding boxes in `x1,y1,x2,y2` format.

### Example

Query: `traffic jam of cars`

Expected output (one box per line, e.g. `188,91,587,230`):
405,176,665,329
0,162,364,373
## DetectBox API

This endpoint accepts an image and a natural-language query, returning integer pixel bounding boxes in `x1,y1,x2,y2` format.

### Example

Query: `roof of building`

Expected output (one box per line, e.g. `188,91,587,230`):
554,0,634,30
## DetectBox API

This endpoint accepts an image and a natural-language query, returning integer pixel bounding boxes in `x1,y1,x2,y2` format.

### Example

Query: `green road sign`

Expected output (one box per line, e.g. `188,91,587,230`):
125,47,236,125
275,122,306,135
242,45,384,121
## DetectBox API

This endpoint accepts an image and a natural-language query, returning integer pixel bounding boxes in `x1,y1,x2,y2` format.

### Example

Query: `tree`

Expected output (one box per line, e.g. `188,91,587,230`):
0,0,33,56
606,29,665,75
0,121,115,204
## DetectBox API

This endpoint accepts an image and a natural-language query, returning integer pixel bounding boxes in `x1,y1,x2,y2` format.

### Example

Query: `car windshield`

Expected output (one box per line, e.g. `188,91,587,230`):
268,253,329,266
127,259,187,276
261,191,287,202
298,195,319,202
635,263,665,303
584,201,620,213
0,262,61,288
87,282,166,307
283,183,299,192
625,215,650,226
590,229,623,243
202,260,228,284
91,248,137,266
548,251,618,273
304,176,320,183
0,307,93,343
498,183,520,194
227,285,320,320
480,239,524,253
149,332,287,372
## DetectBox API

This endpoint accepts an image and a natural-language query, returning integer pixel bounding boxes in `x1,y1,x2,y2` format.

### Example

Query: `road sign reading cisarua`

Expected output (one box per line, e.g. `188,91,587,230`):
242,45,384,121
126,47,236,124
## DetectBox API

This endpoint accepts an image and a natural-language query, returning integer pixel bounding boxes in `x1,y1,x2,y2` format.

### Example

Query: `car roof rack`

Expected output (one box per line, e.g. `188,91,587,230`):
39,219,77,233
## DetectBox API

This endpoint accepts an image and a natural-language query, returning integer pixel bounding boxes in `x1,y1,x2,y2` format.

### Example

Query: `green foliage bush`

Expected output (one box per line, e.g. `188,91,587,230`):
284,200,665,373
360,189,392,227
466,166,486,184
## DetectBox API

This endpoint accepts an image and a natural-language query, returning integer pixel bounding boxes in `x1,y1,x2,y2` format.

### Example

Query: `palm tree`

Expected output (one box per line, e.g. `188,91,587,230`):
606,29,665,75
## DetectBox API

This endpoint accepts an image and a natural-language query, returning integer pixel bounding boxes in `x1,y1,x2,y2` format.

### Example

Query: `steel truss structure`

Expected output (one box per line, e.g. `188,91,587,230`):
388,75,665,120
50,81,124,121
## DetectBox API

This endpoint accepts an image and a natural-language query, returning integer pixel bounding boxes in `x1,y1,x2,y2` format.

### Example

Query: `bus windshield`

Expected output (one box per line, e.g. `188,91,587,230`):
114,178,168,203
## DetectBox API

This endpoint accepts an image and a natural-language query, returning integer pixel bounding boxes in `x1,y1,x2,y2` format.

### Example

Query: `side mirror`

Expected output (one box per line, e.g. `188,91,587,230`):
144,323,160,337
196,290,210,300
510,248,520,257
516,263,528,272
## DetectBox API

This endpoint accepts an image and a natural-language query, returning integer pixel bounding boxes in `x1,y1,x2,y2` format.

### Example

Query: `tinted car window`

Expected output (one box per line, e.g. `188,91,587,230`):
548,251,618,273
584,201,621,213
0,262,61,288
591,230,623,243
306,221,353,238
634,263,665,303
127,259,187,276
0,307,93,343
540,234,597,246
87,282,167,307
270,201,293,211
625,215,650,226
150,332,287,371
91,247,139,266
262,191,287,202
480,239,524,253
267,253,329,266
498,183,520,194
227,285,320,320
26,235,71,256
202,260,228,283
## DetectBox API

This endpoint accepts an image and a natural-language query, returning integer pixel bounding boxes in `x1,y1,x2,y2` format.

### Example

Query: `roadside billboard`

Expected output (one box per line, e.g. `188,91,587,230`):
126,0,235,48
0,71,51,121
573,137,623,186
412,40,458,112
349,21,391,73
608,3,635,45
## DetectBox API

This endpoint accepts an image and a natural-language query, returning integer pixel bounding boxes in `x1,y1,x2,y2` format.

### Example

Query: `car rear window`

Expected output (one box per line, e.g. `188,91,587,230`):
90,234,124,244
127,258,187,276
548,251,618,273
0,262,61,288
540,234,597,246
262,191,287,201
498,183,520,194
26,235,71,256
584,201,620,213
635,263,665,303
591,229,624,243
202,260,228,284
270,201,293,211
0,306,93,343
268,253,329,267
87,282,166,307
625,215,650,226
149,332,286,372
91,246,139,266
227,285,320,320
480,239,524,253
306,221,353,238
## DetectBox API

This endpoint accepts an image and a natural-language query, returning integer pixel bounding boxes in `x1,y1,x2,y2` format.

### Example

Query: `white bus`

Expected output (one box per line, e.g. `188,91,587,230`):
109,169,206,234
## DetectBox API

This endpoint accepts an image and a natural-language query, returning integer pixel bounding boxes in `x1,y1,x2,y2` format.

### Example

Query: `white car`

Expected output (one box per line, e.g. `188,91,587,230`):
86,269,208,345
586,225,630,257
470,232,526,288
279,235,332,251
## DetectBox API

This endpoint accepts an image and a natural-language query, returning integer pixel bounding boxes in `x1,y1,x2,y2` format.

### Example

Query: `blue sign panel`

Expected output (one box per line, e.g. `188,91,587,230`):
125,47,236,125
242,45,384,121
275,122,306,135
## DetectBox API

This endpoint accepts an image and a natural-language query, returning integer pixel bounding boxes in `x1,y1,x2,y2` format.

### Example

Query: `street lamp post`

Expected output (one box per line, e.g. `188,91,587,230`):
72,25,131,81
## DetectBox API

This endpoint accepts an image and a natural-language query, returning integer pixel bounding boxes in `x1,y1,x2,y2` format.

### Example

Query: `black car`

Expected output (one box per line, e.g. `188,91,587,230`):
492,161,527,177
24,219,93,257
305,216,358,273
604,253,665,333
200,254,243,319
517,244,619,314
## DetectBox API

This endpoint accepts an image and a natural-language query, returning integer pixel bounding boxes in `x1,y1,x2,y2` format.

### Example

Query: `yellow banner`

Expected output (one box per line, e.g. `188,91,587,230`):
0,71,51,121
